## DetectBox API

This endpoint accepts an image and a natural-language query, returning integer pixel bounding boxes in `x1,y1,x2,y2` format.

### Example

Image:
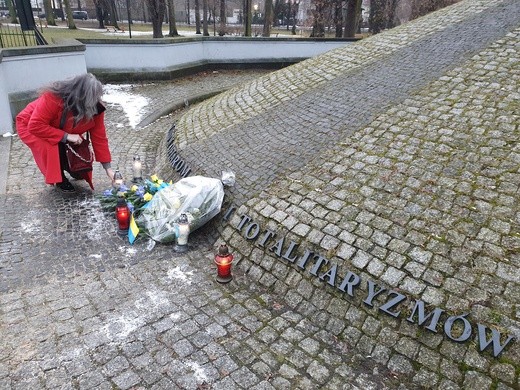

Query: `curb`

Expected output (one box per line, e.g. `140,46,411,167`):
0,137,11,195
136,89,226,129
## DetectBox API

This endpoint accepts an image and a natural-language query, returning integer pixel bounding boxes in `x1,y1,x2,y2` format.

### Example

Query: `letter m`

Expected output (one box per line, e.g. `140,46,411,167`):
406,300,444,333
477,324,514,358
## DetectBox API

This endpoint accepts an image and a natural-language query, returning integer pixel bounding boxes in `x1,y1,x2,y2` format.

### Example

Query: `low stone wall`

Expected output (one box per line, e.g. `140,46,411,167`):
0,40,87,134
80,36,356,82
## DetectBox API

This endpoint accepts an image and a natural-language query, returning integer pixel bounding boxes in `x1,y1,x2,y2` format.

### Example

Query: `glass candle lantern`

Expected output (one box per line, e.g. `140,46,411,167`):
113,169,124,189
214,244,234,283
174,213,190,252
132,155,142,182
115,195,130,234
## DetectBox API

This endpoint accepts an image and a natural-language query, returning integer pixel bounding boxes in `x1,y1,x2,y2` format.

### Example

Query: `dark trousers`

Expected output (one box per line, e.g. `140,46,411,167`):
58,143,69,180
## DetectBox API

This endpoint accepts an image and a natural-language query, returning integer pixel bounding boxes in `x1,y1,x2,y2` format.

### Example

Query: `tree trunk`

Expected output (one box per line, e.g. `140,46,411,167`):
63,0,76,28
167,0,179,36
195,0,201,33
343,0,359,37
334,0,342,37
57,0,65,21
262,0,272,37
291,0,299,35
243,0,251,36
218,0,226,36
93,0,105,28
202,0,209,35
310,0,325,37
108,0,119,28
369,0,385,34
6,0,17,24
43,0,56,26
146,0,166,38
386,0,399,28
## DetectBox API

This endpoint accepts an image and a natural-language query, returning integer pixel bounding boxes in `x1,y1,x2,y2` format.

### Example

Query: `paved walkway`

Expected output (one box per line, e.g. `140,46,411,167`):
0,0,519,389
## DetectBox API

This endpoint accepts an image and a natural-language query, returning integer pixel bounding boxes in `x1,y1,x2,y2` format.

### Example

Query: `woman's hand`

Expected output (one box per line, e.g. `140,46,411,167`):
66,133,83,145
105,167,115,182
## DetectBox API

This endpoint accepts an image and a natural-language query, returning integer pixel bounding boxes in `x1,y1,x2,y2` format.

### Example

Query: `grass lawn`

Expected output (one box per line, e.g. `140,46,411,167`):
1,16,351,48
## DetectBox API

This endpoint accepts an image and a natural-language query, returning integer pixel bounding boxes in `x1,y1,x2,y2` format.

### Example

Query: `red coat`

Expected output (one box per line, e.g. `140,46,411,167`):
16,92,112,189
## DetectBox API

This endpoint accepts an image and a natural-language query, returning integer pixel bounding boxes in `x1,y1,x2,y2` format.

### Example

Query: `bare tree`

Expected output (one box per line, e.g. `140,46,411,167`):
63,0,77,29
146,0,166,38
218,0,226,36
5,0,17,24
244,0,251,36
343,0,360,37
195,0,201,33
369,0,385,33
202,0,209,35
167,0,179,36
43,0,56,26
333,0,342,37
410,0,458,19
262,0,273,36
107,0,120,29
286,0,299,34
310,0,326,37
93,0,105,28
92,0,118,29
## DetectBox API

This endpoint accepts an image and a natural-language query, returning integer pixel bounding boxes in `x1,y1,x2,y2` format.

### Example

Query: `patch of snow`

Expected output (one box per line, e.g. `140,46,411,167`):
118,246,137,256
185,360,209,383
167,266,194,285
20,210,44,233
170,312,182,321
135,290,169,310
80,199,109,241
103,84,149,128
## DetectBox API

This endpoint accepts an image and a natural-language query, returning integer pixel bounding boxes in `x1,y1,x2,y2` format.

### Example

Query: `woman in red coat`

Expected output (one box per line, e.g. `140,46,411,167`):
16,73,115,192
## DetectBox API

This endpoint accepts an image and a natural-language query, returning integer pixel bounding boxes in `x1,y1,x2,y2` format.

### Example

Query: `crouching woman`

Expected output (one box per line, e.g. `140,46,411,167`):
16,73,115,192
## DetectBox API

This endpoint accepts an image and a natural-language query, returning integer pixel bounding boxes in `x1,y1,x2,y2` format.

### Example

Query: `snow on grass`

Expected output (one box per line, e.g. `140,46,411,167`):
103,84,149,128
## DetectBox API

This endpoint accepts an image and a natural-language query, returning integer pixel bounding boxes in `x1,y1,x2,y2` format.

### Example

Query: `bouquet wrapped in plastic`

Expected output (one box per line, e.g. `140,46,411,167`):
136,175,225,243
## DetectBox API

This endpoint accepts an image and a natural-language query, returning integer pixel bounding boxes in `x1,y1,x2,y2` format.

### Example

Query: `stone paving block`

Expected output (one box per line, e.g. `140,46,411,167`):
2,3,520,390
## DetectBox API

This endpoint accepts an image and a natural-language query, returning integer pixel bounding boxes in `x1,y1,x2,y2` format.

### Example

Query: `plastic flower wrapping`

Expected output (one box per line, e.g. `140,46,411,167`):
136,176,224,243
100,174,226,244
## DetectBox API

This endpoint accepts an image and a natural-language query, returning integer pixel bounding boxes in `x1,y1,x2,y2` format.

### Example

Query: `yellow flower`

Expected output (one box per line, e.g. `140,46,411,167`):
130,185,138,192
143,192,153,201
157,179,164,185
150,174,159,182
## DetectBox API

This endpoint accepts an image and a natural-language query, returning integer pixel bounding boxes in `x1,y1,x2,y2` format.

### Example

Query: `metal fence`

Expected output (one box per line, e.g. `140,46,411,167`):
0,23,46,48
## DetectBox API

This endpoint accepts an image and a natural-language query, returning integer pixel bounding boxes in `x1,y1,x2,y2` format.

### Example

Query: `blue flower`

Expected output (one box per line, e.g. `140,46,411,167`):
127,202,134,213
103,189,113,197
119,184,129,192
135,187,145,197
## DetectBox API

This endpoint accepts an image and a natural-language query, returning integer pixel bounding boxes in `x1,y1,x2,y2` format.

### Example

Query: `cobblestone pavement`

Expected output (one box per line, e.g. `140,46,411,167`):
1,0,519,389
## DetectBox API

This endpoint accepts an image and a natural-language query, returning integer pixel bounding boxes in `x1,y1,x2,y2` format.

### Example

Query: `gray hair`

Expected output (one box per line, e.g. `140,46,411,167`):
45,73,103,123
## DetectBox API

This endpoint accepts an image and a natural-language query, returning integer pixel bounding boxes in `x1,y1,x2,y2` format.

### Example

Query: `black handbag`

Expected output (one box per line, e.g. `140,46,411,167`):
60,109,94,175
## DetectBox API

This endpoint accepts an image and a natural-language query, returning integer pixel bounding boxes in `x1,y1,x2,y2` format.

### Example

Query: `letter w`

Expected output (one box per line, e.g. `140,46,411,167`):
477,324,514,358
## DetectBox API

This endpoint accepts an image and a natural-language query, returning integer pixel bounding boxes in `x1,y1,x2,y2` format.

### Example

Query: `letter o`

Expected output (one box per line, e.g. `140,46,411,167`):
245,223,260,240
444,314,472,342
